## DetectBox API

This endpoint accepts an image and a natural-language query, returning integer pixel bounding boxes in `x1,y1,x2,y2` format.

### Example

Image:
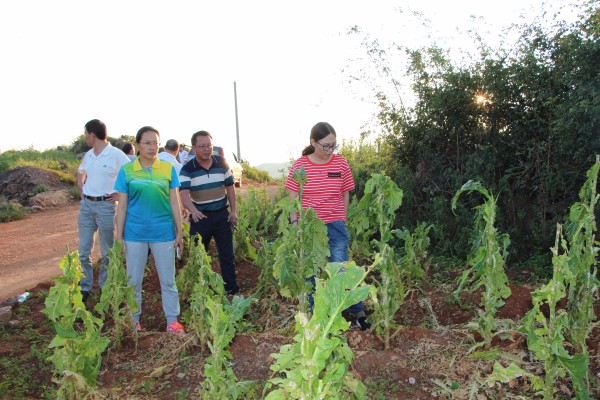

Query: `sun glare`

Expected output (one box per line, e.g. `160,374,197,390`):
475,94,490,105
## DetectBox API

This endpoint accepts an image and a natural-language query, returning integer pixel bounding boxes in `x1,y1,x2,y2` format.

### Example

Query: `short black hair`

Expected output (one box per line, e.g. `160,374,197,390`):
122,143,134,154
164,139,179,151
84,119,107,140
191,130,213,146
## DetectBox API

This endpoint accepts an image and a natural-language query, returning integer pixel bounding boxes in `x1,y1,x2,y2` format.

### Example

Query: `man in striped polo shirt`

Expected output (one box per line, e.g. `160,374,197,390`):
179,130,239,294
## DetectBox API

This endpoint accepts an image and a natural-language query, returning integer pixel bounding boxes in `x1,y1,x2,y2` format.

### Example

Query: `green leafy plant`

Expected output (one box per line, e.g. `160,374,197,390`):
368,245,405,350
185,238,221,352
563,155,600,355
199,294,253,399
34,184,48,194
94,240,139,348
176,235,212,302
490,225,590,400
395,221,433,290
179,236,254,398
273,167,330,312
486,363,544,396
348,173,403,260
452,181,511,350
233,191,259,262
348,173,405,349
253,237,281,298
42,250,110,399
265,262,374,400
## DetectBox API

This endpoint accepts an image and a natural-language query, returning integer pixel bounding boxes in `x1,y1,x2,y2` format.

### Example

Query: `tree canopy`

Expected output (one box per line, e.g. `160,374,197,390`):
346,2,600,271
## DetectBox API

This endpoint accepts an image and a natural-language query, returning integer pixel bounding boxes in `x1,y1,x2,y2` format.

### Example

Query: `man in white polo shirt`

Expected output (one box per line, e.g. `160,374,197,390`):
77,119,130,301
158,139,183,174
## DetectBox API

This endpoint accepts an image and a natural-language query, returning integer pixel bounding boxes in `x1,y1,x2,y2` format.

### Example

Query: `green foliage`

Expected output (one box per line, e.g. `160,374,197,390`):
340,138,395,200
368,245,404,350
94,240,139,348
366,221,432,349
520,225,590,400
395,222,433,290
0,148,79,174
452,181,511,349
0,201,27,222
241,161,272,183
273,167,330,312
563,156,600,355
347,173,406,348
487,363,545,396
352,4,600,263
69,134,134,155
184,236,255,398
176,235,212,302
187,239,224,352
199,294,253,399
265,262,372,400
253,238,281,297
234,186,279,262
34,184,48,194
348,173,403,259
0,328,53,397
501,159,600,399
42,250,110,398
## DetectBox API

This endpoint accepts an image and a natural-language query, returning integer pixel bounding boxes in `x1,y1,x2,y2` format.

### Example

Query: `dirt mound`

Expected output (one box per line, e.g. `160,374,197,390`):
0,166,73,209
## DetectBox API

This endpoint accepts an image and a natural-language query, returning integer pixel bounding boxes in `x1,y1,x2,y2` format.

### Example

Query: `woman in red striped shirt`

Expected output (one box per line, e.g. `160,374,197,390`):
285,122,370,330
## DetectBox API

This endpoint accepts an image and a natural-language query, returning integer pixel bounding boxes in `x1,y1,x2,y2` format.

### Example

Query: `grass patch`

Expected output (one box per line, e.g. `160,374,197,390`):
0,148,79,175
0,324,54,398
241,162,272,183
0,202,28,222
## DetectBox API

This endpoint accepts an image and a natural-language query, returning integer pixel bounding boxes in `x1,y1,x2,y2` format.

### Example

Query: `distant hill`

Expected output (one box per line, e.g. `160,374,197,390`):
255,162,290,179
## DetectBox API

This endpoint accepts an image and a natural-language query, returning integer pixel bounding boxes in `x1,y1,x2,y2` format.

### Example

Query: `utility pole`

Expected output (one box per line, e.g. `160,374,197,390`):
234,81,241,161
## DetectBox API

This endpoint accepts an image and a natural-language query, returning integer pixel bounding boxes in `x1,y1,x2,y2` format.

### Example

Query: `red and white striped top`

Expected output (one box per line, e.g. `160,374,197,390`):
285,154,355,223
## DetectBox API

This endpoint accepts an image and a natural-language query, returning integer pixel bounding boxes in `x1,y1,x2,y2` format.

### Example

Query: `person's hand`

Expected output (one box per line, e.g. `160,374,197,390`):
105,193,119,203
189,209,206,223
174,235,183,258
227,212,238,229
181,208,189,220
117,237,126,254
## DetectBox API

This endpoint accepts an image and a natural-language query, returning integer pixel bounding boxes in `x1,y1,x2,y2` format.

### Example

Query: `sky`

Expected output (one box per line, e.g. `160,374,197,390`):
0,0,579,166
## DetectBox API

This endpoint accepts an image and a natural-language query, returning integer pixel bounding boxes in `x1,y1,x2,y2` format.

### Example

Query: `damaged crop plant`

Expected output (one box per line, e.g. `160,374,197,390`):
2,3,599,398
34,157,598,399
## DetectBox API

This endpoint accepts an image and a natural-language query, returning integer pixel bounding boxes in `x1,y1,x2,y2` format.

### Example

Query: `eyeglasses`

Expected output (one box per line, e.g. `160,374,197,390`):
315,140,339,152
140,141,160,147
196,144,213,150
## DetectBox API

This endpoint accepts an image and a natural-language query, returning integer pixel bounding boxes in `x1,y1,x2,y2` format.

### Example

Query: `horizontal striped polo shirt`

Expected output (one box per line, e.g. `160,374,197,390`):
179,155,234,212
285,154,355,223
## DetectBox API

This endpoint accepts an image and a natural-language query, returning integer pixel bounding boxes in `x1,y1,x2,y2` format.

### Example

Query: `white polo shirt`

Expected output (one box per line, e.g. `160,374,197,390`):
78,143,130,197
158,151,183,175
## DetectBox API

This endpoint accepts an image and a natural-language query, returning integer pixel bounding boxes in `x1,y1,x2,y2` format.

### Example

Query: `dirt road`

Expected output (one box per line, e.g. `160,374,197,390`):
0,203,94,299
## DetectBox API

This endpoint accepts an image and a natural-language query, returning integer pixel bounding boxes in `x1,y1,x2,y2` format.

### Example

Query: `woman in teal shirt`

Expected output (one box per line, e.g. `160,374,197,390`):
115,126,184,334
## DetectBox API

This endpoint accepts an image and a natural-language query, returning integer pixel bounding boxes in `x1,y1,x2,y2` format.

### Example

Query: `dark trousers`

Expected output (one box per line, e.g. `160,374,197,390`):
189,208,238,293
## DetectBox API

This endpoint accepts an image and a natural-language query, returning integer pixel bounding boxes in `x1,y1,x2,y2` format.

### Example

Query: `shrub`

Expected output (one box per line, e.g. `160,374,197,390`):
241,162,271,183
35,185,47,194
0,202,27,222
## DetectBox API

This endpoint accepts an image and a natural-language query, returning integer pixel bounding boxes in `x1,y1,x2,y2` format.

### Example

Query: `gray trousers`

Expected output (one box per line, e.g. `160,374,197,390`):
78,199,116,292
125,240,180,324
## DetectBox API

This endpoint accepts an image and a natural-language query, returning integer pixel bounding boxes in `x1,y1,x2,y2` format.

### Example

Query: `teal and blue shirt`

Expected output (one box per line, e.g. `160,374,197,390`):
114,158,180,242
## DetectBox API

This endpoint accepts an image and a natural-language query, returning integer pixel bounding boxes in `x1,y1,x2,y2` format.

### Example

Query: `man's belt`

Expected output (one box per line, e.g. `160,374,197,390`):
84,195,108,201
201,206,228,214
